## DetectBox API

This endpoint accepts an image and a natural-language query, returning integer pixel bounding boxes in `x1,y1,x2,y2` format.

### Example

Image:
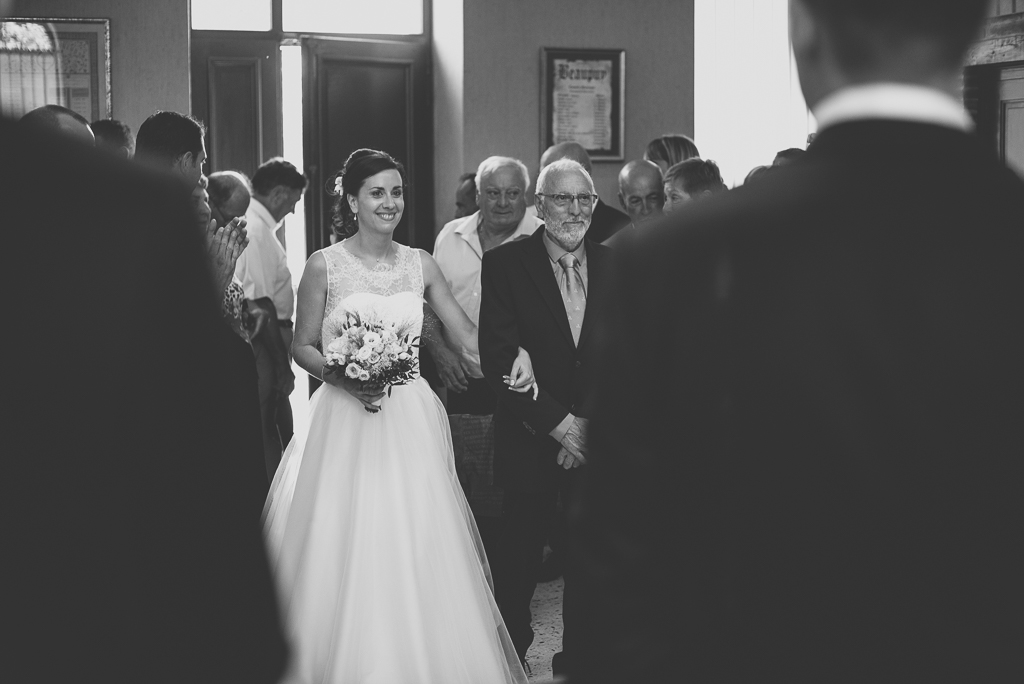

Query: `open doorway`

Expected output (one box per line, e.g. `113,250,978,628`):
190,0,433,430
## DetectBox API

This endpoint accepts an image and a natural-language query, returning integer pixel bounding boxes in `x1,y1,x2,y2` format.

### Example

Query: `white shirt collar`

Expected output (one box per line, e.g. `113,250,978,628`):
454,210,537,256
248,198,278,229
813,83,973,133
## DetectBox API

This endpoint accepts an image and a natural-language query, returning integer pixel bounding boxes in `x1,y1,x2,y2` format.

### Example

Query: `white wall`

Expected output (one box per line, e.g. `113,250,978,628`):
435,0,695,234
12,0,191,132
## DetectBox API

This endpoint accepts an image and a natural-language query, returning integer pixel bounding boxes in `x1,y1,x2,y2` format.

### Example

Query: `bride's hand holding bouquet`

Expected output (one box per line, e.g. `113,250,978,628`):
322,312,420,413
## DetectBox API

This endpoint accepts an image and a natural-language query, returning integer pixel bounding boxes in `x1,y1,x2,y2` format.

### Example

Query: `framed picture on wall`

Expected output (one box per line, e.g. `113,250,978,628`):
1,18,111,121
540,47,625,161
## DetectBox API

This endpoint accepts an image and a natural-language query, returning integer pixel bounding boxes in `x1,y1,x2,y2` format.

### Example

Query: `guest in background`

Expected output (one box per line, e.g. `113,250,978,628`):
209,170,275,343
208,170,253,225
662,157,727,214
744,164,773,185
538,141,630,244
135,110,206,189
235,157,307,482
136,113,247,308
454,171,479,219
643,133,700,174
572,0,1024,681
603,160,665,248
193,174,270,514
19,104,94,145
773,147,806,166
91,118,135,159
429,156,543,561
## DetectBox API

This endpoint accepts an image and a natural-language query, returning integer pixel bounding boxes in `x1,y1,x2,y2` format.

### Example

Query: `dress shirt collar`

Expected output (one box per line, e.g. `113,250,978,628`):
455,210,536,257
248,198,278,229
813,83,973,133
542,228,587,267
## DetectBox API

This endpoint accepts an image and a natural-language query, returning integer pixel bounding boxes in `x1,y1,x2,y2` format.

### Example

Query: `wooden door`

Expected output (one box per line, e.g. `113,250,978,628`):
303,36,433,254
998,65,1024,178
191,34,282,177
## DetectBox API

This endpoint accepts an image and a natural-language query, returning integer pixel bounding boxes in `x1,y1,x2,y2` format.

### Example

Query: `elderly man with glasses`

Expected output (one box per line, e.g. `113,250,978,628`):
478,158,613,677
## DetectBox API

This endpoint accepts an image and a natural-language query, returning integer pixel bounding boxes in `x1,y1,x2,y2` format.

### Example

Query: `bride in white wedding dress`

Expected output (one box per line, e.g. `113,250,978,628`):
263,149,529,684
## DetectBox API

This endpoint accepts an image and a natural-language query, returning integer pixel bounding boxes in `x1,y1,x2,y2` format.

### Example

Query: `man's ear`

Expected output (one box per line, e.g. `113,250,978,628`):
534,194,546,221
618,191,627,212
177,152,193,174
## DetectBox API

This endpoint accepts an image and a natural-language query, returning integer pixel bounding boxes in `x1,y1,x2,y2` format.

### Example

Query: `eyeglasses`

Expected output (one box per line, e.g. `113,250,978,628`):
536,192,598,208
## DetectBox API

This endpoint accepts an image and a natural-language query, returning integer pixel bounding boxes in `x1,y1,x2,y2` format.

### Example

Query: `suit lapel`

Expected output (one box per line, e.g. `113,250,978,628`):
521,228,576,349
577,239,609,350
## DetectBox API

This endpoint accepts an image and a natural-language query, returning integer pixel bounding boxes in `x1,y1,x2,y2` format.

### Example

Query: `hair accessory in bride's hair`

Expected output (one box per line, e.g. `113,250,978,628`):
333,174,345,196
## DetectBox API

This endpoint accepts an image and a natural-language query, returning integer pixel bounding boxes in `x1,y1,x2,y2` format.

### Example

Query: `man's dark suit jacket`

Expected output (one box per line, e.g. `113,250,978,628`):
572,120,1024,682
479,228,612,493
585,199,630,244
4,117,287,683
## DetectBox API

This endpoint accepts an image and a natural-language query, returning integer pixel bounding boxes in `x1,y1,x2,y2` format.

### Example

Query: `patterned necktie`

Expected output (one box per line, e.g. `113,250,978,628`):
558,253,586,345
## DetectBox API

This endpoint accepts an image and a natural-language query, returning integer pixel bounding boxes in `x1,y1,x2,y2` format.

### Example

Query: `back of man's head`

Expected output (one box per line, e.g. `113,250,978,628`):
135,111,205,168
20,105,94,145
251,157,307,197
91,119,135,159
798,0,989,73
540,141,593,174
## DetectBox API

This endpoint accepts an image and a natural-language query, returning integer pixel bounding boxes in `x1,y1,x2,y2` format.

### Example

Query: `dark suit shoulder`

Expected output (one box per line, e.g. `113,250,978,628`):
483,226,544,264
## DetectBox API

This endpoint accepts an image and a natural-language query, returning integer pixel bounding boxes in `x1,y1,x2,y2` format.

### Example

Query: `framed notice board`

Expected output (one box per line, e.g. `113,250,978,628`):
541,47,625,161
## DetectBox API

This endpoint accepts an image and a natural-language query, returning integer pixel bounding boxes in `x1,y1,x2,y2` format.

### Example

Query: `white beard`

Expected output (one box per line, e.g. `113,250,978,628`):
546,219,588,249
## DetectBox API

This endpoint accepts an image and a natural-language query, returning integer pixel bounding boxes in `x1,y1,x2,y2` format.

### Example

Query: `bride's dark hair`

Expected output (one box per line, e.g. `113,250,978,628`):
329,149,407,240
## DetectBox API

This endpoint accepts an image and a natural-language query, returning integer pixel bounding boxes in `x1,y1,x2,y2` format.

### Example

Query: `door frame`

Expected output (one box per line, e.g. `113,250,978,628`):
302,35,433,254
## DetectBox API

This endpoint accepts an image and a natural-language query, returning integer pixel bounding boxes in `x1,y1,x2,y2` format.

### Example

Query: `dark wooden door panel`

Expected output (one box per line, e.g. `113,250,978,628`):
999,66,1024,178
209,58,264,174
191,35,282,177
304,37,432,254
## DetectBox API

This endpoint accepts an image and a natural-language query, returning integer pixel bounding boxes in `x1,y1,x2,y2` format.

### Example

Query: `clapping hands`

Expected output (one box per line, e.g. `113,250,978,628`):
206,216,248,295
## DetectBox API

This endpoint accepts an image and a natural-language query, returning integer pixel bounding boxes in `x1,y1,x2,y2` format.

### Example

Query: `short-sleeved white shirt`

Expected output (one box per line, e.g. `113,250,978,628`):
234,199,294,322
433,210,542,376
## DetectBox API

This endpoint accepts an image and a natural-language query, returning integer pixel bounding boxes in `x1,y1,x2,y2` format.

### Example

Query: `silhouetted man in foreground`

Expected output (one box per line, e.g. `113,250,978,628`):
572,1,1024,681
5,103,286,683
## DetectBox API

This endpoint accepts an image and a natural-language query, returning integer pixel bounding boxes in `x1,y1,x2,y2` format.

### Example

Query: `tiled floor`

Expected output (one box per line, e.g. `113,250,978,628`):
524,577,565,683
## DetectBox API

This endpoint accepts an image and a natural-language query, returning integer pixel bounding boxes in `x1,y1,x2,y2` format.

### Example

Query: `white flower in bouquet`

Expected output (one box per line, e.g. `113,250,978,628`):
368,352,381,364
363,331,381,347
356,346,373,362
358,370,370,382
345,363,361,379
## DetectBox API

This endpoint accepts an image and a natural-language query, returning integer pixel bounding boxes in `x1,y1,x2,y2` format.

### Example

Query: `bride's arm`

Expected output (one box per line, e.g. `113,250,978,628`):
291,252,331,381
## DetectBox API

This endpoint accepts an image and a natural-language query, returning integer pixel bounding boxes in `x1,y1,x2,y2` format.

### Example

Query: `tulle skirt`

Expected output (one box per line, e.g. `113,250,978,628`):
263,378,527,684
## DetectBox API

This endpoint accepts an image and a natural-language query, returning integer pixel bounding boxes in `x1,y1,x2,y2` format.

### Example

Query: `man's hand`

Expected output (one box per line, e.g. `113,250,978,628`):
430,341,470,393
274,363,295,396
556,416,589,469
241,299,271,339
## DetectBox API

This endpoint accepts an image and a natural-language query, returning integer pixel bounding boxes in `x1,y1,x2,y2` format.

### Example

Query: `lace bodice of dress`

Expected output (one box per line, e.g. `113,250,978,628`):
320,240,425,353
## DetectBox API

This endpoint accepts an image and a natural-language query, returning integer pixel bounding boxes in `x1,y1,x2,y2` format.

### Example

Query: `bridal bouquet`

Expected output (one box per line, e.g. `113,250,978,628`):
323,312,419,413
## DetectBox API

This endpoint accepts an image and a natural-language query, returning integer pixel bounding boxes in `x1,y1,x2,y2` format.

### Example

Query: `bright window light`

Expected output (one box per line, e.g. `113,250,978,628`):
694,0,816,187
283,0,423,35
191,0,272,31
280,44,310,433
